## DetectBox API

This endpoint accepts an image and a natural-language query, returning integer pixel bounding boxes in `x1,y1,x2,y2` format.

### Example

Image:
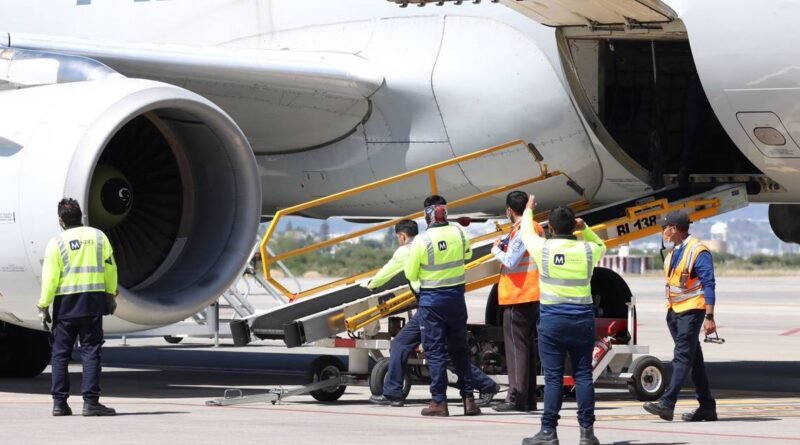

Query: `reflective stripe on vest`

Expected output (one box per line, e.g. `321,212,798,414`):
56,230,105,275
663,238,708,312
54,227,108,296
539,240,594,305
418,226,467,289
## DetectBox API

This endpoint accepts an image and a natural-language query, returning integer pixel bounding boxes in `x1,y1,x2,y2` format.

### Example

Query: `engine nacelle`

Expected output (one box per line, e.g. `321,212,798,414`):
0,78,261,328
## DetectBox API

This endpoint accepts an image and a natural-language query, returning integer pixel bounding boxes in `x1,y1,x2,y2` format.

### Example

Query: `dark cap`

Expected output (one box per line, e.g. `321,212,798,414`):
659,210,691,228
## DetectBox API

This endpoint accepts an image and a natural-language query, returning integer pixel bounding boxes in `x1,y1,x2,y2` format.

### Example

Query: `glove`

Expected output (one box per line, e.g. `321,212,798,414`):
106,294,117,315
359,279,373,291
37,307,52,331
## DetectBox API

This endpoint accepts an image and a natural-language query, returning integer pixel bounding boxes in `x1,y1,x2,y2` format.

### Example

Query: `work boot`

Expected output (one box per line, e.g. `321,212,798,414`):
579,426,600,445
369,394,404,407
681,407,718,422
476,383,498,407
52,402,72,417
421,401,449,417
492,400,526,412
521,429,559,445
643,401,674,421
462,396,481,416
83,401,116,417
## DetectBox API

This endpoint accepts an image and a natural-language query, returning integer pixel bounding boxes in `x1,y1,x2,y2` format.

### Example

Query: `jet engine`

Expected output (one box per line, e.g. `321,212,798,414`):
0,77,261,336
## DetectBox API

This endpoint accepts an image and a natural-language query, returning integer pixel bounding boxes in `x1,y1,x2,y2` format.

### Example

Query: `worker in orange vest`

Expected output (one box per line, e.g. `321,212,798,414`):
644,210,718,422
491,191,545,412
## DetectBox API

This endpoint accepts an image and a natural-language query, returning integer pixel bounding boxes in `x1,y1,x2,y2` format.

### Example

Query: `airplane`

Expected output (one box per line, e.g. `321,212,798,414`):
1,0,799,377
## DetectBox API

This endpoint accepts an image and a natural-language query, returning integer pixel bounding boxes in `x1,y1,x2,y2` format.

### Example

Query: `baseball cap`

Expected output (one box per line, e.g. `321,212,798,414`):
659,210,691,228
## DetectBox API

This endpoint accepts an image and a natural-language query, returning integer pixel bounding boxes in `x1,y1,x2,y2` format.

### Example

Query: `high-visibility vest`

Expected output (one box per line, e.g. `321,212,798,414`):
664,238,709,313
498,223,544,305
416,225,471,289
538,238,596,306
50,226,114,296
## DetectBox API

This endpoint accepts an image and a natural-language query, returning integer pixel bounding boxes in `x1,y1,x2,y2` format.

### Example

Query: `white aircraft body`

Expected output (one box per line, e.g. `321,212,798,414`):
0,0,798,375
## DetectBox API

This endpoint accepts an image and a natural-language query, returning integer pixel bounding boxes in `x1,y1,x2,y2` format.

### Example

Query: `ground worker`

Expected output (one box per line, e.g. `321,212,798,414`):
643,210,718,422
368,220,497,408
38,198,118,417
404,195,480,417
519,195,605,445
491,191,545,413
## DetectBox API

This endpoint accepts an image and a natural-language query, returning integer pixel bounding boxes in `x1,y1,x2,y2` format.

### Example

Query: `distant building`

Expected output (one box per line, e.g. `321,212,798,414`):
710,222,728,242
703,239,728,254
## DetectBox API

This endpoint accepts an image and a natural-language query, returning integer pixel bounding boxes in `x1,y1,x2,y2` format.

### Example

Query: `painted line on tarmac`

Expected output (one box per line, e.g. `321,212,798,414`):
780,328,800,336
214,404,800,442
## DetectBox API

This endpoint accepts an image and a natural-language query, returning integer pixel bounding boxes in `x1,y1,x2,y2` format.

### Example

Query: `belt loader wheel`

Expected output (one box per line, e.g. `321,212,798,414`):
369,357,412,399
627,355,666,401
308,356,347,402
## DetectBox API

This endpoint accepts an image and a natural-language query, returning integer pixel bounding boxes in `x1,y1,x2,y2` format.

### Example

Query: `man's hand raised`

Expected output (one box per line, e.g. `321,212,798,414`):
526,194,536,210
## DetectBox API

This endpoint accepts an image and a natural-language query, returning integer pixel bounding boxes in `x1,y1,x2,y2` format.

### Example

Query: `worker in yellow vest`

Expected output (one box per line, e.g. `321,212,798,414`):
38,198,118,417
518,194,605,445
491,191,545,413
405,195,480,417
368,219,498,408
643,210,718,422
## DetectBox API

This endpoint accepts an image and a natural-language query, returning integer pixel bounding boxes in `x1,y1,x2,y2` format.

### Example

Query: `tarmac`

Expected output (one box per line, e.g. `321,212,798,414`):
1,276,799,444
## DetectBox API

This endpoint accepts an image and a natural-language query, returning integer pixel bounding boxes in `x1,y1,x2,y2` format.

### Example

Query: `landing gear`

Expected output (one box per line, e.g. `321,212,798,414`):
0,322,51,377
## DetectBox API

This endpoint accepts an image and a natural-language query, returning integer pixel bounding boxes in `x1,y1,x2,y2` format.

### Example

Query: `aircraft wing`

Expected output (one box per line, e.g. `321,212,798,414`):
4,32,385,153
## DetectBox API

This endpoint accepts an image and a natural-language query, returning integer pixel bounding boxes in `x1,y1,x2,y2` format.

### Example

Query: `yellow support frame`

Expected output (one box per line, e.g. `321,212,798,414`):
260,139,576,301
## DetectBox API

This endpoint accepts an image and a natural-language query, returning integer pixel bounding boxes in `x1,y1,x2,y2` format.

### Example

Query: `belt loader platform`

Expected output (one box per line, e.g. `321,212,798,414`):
211,138,748,407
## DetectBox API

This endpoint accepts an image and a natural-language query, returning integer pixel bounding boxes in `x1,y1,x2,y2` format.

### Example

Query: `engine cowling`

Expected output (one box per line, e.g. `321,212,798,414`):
0,78,261,328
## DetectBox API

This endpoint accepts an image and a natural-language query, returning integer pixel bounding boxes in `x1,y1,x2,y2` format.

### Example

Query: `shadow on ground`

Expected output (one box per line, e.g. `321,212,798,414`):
1,344,798,401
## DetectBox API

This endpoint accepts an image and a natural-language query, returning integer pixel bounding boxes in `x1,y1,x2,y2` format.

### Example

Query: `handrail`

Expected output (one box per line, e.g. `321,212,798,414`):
260,139,573,301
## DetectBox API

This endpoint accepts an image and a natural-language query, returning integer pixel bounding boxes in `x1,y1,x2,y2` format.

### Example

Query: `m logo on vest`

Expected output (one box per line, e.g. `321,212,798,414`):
554,254,566,266
437,240,448,251
69,240,81,251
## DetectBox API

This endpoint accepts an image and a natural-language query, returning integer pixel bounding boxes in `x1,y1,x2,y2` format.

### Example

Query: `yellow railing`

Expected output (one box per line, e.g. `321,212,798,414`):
259,139,572,301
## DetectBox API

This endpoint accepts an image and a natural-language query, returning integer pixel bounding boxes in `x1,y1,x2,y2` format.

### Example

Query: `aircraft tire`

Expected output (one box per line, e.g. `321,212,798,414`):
0,322,51,378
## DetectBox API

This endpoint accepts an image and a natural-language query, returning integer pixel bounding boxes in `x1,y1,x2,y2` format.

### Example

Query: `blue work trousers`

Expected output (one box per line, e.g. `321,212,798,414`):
538,313,595,430
419,299,474,404
384,311,495,400
660,309,715,409
50,316,104,403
